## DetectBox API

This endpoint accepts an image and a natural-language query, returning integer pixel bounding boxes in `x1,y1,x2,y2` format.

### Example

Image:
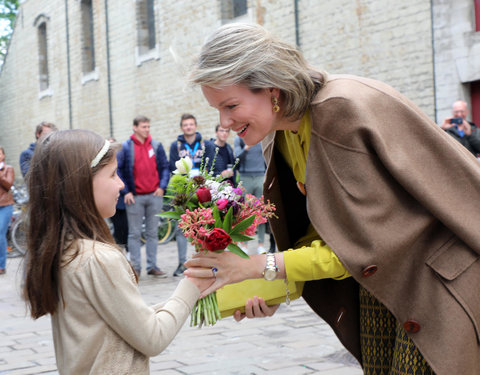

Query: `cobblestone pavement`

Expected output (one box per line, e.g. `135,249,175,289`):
0,240,362,374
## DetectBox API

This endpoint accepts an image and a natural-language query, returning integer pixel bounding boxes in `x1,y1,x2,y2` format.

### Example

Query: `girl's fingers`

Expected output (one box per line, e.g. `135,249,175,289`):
199,279,228,298
183,266,215,279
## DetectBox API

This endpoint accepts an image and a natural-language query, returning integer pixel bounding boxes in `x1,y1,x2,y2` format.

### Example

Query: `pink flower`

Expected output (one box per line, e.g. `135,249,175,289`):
216,198,229,210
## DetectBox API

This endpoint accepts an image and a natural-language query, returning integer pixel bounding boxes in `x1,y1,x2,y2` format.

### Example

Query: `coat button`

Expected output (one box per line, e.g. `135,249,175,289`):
361,265,378,277
403,320,421,333
267,177,276,190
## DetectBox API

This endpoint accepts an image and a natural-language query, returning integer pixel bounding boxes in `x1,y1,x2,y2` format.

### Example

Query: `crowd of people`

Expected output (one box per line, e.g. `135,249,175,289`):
3,21,480,375
1,112,273,277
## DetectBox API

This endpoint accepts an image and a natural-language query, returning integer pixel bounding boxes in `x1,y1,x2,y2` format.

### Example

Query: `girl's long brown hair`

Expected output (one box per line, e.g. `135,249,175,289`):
24,129,119,319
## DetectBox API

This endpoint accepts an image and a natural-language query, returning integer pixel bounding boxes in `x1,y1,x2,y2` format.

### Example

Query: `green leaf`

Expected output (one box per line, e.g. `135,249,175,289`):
230,234,254,242
227,243,250,258
222,206,233,232
157,211,181,220
230,215,255,235
213,207,222,228
186,202,197,210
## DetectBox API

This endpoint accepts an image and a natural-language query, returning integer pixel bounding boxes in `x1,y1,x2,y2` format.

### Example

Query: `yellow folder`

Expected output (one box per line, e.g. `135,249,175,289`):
216,279,304,318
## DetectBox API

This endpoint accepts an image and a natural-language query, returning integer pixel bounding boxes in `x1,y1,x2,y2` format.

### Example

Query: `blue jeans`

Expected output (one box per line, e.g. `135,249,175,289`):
126,194,163,273
175,226,187,265
0,205,13,269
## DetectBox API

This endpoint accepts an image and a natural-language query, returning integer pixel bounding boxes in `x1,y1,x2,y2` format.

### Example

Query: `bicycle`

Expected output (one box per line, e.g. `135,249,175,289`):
7,185,28,258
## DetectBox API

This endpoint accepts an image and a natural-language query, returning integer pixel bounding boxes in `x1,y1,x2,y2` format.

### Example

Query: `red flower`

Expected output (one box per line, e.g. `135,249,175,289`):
196,187,211,203
203,228,232,251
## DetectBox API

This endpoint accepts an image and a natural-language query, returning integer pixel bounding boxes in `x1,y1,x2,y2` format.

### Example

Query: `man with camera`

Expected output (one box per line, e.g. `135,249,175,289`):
440,100,480,156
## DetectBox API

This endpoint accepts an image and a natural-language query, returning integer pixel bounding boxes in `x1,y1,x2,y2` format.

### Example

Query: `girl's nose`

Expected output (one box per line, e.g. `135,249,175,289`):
116,174,125,190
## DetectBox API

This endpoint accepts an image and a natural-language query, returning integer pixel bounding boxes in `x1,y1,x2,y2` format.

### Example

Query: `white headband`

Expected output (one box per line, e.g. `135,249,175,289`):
90,140,110,168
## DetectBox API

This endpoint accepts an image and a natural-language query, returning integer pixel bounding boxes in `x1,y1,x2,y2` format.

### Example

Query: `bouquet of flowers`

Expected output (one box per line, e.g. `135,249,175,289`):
160,156,276,327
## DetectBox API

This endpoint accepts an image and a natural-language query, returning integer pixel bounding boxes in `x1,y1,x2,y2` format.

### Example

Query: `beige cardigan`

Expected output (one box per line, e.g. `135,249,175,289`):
52,239,199,374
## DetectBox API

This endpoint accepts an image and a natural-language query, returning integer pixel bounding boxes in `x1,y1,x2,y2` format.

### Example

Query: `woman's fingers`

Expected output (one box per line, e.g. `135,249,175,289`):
234,297,280,320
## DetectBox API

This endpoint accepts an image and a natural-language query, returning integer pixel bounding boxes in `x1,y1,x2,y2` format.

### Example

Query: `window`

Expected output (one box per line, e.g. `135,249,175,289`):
81,0,95,73
37,22,49,91
136,0,156,55
221,0,248,21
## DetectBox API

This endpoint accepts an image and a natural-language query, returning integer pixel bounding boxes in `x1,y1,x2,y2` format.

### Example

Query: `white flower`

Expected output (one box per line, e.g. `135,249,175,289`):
174,157,193,175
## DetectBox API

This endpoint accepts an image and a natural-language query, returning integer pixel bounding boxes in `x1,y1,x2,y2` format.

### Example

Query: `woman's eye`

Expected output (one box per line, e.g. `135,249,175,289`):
226,104,237,110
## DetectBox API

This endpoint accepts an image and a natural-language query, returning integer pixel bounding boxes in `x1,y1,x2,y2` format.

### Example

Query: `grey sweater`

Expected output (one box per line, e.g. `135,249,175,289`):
234,136,266,176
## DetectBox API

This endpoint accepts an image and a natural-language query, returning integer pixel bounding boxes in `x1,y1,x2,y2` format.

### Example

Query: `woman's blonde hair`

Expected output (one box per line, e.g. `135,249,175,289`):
190,23,326,120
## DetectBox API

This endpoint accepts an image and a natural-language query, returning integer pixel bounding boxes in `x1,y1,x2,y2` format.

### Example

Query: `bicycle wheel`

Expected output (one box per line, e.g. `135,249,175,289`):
157,216,176,245
140,218,176,245
11,217,27,255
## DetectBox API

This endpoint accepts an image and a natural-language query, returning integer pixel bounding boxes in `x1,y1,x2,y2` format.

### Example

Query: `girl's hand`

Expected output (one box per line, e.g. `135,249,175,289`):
185,276,216,295
184,251,264,297
233,297,280,321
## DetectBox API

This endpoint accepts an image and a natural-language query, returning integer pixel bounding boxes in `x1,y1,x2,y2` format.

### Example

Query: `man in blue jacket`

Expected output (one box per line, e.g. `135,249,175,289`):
117,116,170,277
19,122,57,178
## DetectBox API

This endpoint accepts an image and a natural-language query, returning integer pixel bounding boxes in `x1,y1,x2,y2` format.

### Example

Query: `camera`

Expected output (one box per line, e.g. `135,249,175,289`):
450,117,463,125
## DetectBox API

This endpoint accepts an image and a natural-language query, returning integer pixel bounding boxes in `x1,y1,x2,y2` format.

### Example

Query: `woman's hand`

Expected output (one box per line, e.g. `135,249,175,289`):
233,297,280,321
184,251,264,297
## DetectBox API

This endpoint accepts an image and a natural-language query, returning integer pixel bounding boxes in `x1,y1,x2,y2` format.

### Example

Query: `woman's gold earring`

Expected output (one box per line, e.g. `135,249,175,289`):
272,97,280,113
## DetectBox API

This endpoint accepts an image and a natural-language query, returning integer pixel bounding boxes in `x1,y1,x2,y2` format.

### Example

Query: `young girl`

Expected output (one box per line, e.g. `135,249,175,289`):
23,129,213,374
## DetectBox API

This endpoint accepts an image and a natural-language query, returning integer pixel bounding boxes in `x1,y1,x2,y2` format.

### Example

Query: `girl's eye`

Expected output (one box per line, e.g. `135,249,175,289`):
226,104,237,110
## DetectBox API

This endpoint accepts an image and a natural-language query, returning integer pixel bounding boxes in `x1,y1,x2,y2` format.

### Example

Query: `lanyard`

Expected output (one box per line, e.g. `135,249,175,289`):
185,142,199,157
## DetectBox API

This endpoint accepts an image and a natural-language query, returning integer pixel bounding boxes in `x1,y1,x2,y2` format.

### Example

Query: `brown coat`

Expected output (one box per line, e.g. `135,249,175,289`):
263,75,480,375
0,164,14,207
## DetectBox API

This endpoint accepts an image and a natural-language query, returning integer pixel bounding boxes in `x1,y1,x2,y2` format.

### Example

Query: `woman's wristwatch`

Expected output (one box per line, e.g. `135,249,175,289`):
263,253,278,281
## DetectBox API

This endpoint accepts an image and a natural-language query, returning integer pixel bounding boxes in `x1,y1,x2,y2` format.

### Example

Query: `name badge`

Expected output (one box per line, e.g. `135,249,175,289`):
148,148,155,158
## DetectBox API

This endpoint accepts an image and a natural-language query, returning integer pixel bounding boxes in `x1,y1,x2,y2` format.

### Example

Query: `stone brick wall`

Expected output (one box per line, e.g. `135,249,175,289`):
433,0,480,122
0,0,436,178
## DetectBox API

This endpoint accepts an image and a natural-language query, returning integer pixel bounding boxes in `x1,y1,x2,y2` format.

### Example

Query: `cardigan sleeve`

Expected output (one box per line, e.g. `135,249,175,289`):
77,249,200,357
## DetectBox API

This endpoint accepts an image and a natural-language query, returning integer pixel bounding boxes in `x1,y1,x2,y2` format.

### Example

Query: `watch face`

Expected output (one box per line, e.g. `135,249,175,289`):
264,268,277,281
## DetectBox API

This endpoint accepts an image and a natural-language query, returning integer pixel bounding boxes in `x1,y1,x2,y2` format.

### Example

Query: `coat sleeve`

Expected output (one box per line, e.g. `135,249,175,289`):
466,126,480,154
155,143,170,190
19,151,31,178
116,145,130,195
0,166,14,191
78,249,200,357
169,141,179,172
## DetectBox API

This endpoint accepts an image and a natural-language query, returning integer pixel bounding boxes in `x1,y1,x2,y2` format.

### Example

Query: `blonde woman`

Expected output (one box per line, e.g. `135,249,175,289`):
185,23,480,375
